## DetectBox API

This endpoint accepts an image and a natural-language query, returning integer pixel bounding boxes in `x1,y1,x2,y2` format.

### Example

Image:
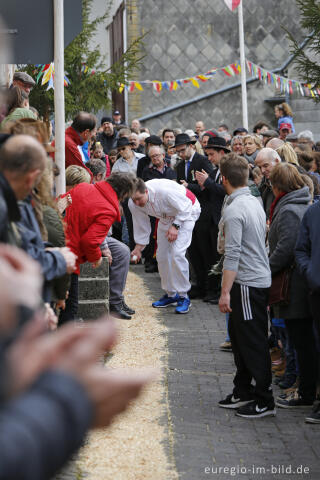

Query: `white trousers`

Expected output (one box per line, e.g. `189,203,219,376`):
156,219,195,297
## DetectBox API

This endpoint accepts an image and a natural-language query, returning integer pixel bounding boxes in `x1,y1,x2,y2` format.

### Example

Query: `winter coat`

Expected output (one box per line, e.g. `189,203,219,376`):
141,164,176,182
42,205,70,301
64,181,121,273
96,130,119,155
268,186,311,319
51,127,93,180
295,201,320,292
0,172,21,246
259,177,275,218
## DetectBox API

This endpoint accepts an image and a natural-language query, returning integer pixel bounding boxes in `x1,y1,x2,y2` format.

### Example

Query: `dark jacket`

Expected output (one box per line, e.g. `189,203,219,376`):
141,164,176,182
259,177,275,218
295,201,320,292
42,205,70,301
268,186,311,319
97,130,118,155
0,370,92,480
0,172,21,246
176,152,213,223
137,153,171,178
18,197,67,301
203,167,225,226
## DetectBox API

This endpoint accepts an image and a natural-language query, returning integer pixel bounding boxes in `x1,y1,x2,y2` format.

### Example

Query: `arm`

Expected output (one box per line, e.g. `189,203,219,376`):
165,190,194,226
219,270,237,313
0,370,92,480
203,175,225,197
295,213,311,278
128,199,151,245
79,214,114,263
269,210,301,274
65,142,93,180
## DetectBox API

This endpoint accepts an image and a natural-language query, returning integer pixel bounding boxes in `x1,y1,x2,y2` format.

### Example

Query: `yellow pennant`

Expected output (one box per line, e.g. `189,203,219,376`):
190,77,200,88
135,82,143,91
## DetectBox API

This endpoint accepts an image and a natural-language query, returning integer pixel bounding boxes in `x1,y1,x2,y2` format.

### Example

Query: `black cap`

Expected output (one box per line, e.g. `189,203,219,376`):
145,135,162,146
101,116,112,125
233,127,248,136
205,136,230,152
113,110,121,115
117,137,131,149
174,133,196,148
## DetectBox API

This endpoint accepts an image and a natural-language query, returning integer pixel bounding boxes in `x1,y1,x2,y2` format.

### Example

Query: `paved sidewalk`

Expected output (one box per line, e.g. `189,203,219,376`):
135,265,320,480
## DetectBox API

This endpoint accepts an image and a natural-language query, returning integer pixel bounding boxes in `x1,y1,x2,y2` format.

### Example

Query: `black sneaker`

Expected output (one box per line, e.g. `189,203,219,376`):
236,400,276,418
276,390,314,409
218,393,253,409
122,301,135,315
305,403,320,424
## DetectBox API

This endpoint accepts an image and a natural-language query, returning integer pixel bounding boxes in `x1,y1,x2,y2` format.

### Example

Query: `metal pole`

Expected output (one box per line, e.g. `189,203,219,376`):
53,0,66,196
238,1,248,129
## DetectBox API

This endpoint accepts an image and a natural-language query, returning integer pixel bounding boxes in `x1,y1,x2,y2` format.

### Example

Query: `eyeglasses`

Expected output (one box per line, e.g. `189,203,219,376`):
150,154,163,159
175,147,187,154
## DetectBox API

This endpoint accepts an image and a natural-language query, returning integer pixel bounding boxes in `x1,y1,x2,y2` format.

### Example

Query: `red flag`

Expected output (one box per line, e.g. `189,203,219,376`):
224,0,241,10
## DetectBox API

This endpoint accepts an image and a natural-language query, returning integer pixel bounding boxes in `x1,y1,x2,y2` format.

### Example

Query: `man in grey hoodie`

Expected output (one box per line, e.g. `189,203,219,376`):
217,153,274,419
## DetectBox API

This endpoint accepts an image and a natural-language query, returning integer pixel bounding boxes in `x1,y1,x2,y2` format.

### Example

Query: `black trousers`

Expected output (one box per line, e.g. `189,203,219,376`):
59,273,79,324
285,316,317,403
122,199,135,251
188,219,218,293
229,283,274,406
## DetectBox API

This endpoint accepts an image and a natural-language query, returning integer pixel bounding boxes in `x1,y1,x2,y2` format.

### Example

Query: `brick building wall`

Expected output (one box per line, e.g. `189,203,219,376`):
125,0,304,133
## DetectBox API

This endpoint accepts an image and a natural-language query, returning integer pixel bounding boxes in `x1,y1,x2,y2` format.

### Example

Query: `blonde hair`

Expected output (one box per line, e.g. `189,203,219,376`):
65,165,91,187
243,134,263,150
269,163,305,193
277,142,299,166
277,102,293,117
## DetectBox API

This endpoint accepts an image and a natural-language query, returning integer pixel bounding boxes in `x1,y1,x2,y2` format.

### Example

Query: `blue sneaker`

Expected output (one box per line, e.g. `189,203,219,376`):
175,296,191,314
152,294,179,308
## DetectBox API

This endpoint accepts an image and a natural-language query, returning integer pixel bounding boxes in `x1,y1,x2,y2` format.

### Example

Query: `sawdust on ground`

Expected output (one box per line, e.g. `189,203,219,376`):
77,269,178,480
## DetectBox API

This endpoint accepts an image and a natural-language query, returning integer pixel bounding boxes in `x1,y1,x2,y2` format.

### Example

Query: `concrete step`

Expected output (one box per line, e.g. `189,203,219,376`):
291,98,319,112
78,277,109,301
80,259,109,278
78,299,109,320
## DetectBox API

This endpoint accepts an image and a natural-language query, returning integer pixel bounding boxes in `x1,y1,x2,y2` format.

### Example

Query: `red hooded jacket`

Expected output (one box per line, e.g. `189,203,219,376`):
64,181,120,273
51,126,93,180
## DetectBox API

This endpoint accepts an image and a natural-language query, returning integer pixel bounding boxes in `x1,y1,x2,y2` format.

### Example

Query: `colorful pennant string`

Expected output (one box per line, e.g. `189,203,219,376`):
33,60,320,98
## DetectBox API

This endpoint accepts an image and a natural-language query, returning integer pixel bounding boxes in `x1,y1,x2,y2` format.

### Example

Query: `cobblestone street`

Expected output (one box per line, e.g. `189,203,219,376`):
139,266,320,480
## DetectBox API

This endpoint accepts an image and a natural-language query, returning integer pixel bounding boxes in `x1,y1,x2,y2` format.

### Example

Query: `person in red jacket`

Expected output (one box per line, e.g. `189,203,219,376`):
52,112,96,180
60,172,137,323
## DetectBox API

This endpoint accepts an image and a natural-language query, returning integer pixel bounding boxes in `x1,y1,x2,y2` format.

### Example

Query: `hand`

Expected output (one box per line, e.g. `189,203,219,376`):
56,194,72,214
165,225,178,243
92,257,103,269
195,169,209,187
56,299,66,311
101,248,112,265
219,292,232,314
131,246,142,263
59,247,77,274
44,303,58,331
180,180,188,188
6,316,116,398
0,244,42,330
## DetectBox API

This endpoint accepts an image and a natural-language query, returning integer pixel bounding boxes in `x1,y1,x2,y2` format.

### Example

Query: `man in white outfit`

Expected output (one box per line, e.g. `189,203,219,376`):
129,178,201,314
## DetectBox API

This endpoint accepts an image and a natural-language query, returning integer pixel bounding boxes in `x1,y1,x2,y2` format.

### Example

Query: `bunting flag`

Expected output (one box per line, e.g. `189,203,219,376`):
34,59,320,99
224,0,241,11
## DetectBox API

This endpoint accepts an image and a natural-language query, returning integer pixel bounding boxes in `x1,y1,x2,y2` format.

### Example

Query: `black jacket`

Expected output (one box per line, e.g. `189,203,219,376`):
141,164,176,182
176,152,213,223
0,173,21,245
259,177,274,218
295,201,320,292
203,168,226,226
96,130,119,155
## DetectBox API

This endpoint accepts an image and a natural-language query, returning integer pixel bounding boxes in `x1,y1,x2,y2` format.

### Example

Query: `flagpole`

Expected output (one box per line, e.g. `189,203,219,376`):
238,0,248,129
53,0,66,196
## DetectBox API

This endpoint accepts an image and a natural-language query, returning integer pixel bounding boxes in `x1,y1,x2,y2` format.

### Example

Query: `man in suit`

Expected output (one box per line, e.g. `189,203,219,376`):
195,136,228,303
175,133,214,300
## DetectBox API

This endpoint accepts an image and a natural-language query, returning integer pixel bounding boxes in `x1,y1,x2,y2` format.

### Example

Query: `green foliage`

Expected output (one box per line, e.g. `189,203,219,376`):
286,0,320,94
23,0,144,120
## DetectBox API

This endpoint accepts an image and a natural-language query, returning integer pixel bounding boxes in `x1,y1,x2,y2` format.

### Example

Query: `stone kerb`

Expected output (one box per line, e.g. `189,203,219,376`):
78,258,109,320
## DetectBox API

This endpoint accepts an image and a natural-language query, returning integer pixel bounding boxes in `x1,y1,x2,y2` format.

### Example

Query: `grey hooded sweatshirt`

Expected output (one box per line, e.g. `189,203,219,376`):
221,187,271,288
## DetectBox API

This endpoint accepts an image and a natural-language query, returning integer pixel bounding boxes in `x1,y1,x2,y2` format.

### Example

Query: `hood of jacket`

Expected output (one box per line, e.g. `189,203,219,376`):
94,181,121,222
272,186,310,220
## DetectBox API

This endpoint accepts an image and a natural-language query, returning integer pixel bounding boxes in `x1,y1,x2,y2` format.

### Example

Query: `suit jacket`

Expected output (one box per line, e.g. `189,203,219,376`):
203,167,226,226
176,152,213,223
